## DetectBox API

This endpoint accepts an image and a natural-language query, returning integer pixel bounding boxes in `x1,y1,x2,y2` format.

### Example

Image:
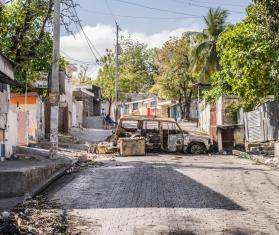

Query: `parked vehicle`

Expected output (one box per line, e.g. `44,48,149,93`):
115,115,211,154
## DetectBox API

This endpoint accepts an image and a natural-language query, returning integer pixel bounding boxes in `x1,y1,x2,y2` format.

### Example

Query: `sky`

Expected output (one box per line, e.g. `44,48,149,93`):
61,0,252,77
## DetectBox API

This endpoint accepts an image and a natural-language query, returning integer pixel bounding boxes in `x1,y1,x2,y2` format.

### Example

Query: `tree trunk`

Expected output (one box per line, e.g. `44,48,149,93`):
184,101,191,120
184,90,193,120
108,99,112,116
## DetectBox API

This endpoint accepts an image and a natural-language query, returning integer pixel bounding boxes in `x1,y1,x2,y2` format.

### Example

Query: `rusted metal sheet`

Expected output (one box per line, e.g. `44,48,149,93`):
119,138,145,156
244,101,279,143
0,114,7,130
0,91,9,114
263,101,279,141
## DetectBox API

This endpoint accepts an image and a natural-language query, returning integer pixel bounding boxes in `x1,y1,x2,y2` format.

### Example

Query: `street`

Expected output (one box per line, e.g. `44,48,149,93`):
44,155,279,234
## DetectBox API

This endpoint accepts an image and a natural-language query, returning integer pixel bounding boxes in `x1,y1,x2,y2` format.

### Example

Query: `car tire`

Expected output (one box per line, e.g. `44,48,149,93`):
189,142,207,154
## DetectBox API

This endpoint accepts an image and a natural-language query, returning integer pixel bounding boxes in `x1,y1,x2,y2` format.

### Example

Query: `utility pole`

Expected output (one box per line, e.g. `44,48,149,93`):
115,22,120,122
49,0,60,158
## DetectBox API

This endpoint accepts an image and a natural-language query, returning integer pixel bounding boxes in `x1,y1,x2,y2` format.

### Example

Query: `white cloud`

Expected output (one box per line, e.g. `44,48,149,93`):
61,23,201,77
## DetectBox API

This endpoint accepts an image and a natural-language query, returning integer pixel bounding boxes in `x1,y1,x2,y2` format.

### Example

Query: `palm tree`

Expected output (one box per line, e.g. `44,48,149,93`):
194,8,229,80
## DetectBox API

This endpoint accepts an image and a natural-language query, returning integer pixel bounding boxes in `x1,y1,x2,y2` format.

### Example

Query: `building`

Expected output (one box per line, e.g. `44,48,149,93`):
73,85,102,129
199,96,245,152
123,97,157,117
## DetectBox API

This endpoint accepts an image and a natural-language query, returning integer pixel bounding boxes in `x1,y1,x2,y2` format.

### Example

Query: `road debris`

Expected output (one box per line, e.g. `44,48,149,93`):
0,196,65,234
90,142,117,154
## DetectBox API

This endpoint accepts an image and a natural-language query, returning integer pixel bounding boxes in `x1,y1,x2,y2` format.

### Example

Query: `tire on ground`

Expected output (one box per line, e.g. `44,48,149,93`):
188,142,207,154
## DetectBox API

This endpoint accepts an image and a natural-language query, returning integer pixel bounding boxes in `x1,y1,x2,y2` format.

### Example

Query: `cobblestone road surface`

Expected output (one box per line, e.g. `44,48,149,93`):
46,155,279,234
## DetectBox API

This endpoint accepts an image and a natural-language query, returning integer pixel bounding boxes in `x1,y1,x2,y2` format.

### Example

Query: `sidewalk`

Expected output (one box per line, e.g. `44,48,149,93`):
0,149,76,212
70,127,113,143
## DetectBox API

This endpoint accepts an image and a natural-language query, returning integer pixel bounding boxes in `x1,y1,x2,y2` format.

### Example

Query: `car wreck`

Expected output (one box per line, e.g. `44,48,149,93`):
115,115,211,156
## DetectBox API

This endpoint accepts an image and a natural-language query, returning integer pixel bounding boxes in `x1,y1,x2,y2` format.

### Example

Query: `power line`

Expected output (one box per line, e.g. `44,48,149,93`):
184,0,246,8
80,8,202,20
70,0,102,62
105,0,117,23
61,51,97,64
172,0,245,14
111,0,201,17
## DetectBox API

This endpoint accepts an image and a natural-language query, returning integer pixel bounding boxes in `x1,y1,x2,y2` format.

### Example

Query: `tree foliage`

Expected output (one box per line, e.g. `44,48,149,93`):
194,8,228,80
253,0,279,47
119,38,158,93
95,38,158,114
0,0,72,90
204,11,279,110
153,34,197,119
94,50,116,115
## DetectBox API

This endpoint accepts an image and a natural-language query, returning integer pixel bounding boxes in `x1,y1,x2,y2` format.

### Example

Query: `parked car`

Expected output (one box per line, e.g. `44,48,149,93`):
115,115,211,154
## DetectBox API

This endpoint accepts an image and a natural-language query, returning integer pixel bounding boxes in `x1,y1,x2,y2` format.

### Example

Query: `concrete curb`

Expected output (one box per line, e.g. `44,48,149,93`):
30,158,77,197
0,155,77,211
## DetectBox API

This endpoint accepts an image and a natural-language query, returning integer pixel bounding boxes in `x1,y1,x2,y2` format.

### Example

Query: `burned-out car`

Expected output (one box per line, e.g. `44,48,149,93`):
115,115,211,154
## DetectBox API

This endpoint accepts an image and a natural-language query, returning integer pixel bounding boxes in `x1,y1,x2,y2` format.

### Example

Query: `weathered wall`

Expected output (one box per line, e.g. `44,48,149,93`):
5,108,18,157
10,95,45,142
216,96,239,126
199,102,211,134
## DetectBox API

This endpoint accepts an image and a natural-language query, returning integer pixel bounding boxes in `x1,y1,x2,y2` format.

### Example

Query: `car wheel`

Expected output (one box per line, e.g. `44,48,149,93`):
189,143,207,154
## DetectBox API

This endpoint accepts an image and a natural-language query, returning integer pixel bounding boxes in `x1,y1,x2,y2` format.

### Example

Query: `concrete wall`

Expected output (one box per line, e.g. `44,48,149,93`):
216,96,239,126
199,102,211,134
83,116,103,129
5,108,18,157
10,103,44,142
72,100,83,127
5,107,29,157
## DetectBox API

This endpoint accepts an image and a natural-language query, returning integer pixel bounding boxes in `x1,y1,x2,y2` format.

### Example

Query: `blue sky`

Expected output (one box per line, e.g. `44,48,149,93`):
74,0,251,34
61,0,252,76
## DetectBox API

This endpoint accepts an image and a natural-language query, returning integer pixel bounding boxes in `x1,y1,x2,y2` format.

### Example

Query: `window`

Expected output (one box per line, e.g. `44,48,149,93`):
143,121,159,130
122,121,138,129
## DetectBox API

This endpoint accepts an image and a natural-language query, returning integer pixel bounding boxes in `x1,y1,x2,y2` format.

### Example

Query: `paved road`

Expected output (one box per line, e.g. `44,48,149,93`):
46,155,279,234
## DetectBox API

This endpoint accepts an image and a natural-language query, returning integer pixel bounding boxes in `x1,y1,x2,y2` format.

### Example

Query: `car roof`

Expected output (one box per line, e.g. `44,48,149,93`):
119,115,177,123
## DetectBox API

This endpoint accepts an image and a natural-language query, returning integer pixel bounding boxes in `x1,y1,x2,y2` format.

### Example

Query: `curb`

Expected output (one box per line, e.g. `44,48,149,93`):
30,158,77,197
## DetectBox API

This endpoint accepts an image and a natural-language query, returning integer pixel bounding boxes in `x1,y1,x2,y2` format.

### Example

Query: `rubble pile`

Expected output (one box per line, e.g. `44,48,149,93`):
89,142,117,154
0,196,66,234
66,154,105,174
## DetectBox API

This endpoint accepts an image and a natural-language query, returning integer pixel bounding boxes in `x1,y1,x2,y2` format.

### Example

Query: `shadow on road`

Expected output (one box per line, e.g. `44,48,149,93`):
46,161,244,211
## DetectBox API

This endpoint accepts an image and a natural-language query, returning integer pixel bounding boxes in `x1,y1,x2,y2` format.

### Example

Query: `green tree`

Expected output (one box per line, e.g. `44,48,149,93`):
0,0,70,90
253,0,279,46
194,8,229,80
119,39,157,93
95,38,158,115
153,35,197,119
94,50,116,115
204,13,279,110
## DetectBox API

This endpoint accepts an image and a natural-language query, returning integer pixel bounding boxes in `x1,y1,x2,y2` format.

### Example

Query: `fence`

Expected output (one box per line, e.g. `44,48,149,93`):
244,101,279,143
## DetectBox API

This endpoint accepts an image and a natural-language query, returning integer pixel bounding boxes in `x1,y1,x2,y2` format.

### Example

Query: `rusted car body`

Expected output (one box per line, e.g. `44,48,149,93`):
115,115,211,154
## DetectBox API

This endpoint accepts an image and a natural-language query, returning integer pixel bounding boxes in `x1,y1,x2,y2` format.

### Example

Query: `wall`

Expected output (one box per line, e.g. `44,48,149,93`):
5,108,18,157
5,107,29,157
73,100,83,127
199,102,211,134
10,95,45,142
216,96,239,126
